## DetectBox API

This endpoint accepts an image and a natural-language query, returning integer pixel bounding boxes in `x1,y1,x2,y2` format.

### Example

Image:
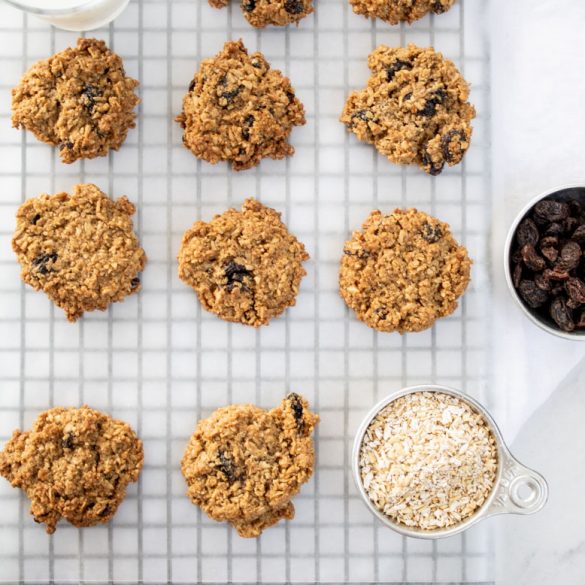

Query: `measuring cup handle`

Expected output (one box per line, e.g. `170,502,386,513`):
486,452,549,517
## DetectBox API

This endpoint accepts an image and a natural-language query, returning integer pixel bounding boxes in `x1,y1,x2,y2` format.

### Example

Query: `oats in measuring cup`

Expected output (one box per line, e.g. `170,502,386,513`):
359,391,498,530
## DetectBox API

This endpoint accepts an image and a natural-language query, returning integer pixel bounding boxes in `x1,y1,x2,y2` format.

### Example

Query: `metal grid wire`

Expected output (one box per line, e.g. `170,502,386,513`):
0,0,492,582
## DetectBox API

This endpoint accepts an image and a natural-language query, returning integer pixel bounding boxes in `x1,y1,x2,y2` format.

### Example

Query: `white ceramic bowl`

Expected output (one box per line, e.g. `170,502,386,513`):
352,385,548,540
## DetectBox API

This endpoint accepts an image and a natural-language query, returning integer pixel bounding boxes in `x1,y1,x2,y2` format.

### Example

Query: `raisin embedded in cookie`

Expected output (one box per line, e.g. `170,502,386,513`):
339,208,471,333
176,40,305,171
12,38,139,164
209,0,313,27
341,44,475,175
177,198,309,326
12,183,147,322
0,406,143,534
350,0,455,24
181,393,319,537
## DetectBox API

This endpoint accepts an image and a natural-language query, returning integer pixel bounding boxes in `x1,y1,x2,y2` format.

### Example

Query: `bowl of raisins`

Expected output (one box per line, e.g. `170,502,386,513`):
505,184,585,339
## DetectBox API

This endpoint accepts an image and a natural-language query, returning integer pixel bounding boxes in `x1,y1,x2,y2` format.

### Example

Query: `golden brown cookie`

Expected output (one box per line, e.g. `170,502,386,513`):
181,393,319,537
350,0,455,24
0,406,143,534
341,44,475,175
177,198,309,326
339,208,471,333
12,183,147,322
209,0,313,27
176,40,305,171
12,38,139,164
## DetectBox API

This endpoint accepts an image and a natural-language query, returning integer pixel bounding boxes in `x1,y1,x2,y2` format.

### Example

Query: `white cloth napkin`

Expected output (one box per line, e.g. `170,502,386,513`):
490,0,585,440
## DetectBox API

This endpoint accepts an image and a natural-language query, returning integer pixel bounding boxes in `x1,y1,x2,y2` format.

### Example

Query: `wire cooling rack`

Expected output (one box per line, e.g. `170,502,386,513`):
0,0,493,582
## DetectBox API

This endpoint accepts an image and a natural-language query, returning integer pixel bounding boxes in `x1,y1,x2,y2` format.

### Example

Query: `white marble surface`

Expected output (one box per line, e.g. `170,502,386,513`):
490,0,585,582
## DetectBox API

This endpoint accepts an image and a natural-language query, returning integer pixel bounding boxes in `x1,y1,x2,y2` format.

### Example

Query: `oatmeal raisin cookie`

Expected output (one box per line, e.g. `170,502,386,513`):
12,38,139,164
0,406,143,534
177,198,309,326
181,393,318,537
176,40,305,171
339,208,471,333
341,44,475,175
12,183,146,322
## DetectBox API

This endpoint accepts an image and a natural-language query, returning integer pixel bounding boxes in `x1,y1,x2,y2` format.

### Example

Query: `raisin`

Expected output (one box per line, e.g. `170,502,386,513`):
217,75,241,106
418,89,446,117
544,222,565,236
539,235,559,249
441,129,467,163
286,91,295,102
551,284,565,296
565,216,579,234
421,222,442,243
188,79,196,92
216,451,238,483
375,307,388,319
512,263,523,288
515,218,539,247
533,199,570,223
59,141,73,151
541,246,558,264
432,0,447,13
421,150,444,176
521,244,546,272
534,272,551,291
62,433,74,450
80,84,101,113
385,59,412,82
286,392,305,433
130,277,140,289
565,277,585,303
241,115,254,140
558,241,581,271
567,297,582,310
569,199,584,216
242,0,256,11
284,0,304,14
518,279,549,308
350,109,372,123
224,260,252,290
571,224,585,243
543,267,570,281
32,252,58,275
550,296,575,332
31,214,41,225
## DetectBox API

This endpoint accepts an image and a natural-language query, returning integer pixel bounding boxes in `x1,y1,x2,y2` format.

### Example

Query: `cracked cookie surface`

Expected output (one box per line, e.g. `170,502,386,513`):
0,406,143,534
12,183,147,322
177,198,309,326
209,0,313,27
181,393,319,537
176,40,305,171
339,208,471,333
12,38,139,164
350,0,455,24
341,44,475,175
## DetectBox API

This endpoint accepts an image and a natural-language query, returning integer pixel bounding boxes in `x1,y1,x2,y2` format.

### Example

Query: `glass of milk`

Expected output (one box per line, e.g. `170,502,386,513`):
3,0,130,30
